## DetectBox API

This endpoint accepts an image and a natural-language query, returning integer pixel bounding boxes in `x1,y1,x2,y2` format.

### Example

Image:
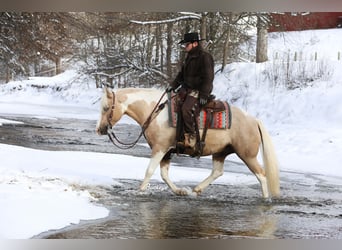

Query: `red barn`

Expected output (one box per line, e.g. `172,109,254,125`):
268,12,342,32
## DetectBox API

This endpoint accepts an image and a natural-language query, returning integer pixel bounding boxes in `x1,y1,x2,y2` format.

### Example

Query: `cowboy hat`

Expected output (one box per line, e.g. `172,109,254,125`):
178,32,205,44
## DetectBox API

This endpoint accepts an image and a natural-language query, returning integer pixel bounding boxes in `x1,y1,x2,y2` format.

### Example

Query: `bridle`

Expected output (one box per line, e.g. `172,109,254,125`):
106,90,170,149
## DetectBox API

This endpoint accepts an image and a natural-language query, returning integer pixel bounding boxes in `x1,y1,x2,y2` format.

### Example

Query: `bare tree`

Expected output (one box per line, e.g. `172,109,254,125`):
256,14,269,63
0,12,94,81
217,13,255,71
221,13,233,72
166,21,173,79
0,12,271,87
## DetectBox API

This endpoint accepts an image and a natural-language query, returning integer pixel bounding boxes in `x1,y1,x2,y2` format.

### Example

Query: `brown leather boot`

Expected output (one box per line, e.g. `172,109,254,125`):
184,133,196,149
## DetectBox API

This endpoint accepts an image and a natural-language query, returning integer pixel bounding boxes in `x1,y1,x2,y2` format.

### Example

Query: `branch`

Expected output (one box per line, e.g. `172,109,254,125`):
130,14,201,25
91,67,133,78
149,67,170,80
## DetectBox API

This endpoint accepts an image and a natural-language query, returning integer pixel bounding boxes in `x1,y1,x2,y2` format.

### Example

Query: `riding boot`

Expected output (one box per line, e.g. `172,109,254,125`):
184,133,196,149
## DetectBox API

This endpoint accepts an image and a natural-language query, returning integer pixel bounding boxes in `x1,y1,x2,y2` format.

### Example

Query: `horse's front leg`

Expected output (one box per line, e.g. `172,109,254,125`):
140,151,166,191
193,158,224,195
160,158,188,196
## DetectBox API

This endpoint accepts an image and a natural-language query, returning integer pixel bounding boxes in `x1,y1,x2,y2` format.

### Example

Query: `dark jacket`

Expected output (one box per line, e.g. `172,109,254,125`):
172,45,214,98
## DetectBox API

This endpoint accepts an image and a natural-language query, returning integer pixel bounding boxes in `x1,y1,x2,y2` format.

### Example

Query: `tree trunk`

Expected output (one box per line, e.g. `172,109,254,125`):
146,25,153,66
166,22,173,79
160,25,164,73
200,12,207,47
207,12,217,54
221,32,230,72
155,25,161,66
256,16,268,63
5,65,11,83
55,57,62,75
221,13,232,72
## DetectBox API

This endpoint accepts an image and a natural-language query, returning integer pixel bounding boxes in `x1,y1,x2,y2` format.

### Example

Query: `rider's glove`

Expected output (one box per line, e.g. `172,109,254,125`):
166,86,174,93
199,97,207,106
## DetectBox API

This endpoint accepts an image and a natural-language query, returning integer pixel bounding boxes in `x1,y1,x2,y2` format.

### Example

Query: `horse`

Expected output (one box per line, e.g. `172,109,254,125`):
96,87,280,199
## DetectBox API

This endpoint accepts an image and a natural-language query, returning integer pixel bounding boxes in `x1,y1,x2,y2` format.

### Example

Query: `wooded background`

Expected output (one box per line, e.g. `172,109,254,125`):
0,12,270,86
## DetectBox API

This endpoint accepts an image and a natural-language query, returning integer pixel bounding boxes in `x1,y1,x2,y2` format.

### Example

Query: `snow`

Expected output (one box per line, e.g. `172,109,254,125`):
1,28,342,239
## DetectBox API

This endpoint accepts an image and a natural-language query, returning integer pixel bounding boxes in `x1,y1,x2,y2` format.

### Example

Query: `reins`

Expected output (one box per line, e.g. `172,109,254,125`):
107,90,171,149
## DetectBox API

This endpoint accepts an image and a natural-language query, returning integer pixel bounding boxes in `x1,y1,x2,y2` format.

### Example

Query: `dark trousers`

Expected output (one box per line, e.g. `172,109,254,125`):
181,95,199,134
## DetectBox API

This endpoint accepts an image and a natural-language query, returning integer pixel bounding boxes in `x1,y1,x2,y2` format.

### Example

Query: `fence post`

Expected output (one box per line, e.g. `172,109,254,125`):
338,51,341,61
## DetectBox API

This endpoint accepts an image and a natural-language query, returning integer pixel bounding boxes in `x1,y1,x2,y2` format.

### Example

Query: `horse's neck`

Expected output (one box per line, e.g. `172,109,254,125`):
125,103,150,126
122,90,160,127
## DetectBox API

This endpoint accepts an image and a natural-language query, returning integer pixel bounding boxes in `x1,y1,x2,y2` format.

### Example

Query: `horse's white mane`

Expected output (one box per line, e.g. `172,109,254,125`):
100,91,110,110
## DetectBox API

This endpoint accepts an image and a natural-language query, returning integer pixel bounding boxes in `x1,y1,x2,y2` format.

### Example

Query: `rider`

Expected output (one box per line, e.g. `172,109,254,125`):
167,32,214,150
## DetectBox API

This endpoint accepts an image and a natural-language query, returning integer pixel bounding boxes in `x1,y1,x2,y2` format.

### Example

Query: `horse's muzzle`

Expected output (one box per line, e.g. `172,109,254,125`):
96,126,108,135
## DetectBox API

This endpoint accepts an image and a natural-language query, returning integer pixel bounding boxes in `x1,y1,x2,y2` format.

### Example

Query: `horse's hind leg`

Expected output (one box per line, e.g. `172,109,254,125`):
242,156,269,198
193,154,225,195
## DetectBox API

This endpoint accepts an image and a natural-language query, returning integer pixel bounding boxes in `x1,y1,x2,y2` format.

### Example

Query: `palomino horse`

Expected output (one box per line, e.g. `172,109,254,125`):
96,87,280,198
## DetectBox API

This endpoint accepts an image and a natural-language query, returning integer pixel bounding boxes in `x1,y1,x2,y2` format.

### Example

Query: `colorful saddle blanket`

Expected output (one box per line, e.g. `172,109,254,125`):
168,93,232,129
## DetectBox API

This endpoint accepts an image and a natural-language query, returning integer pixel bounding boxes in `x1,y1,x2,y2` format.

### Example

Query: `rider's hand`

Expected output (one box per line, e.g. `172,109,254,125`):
199,97,207,106
166,86,174,92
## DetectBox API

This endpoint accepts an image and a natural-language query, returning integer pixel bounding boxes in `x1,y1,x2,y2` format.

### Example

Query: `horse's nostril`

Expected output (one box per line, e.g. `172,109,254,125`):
95,127,105,135
98,127,107,135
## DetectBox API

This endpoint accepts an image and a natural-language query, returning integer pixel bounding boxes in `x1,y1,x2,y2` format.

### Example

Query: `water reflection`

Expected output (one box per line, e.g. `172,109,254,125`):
136,199,279,239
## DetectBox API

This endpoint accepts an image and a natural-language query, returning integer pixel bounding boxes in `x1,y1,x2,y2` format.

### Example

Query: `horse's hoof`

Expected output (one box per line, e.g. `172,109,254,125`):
193,188,202,195
139,183,148,192
263,197,273,204
175,188,189,196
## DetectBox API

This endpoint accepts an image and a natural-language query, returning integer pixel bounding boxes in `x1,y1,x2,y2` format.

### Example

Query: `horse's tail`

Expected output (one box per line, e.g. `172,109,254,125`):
257,120,280,197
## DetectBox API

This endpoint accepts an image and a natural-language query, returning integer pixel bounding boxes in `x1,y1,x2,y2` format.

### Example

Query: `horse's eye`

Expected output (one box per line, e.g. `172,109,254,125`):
103,106,110,112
